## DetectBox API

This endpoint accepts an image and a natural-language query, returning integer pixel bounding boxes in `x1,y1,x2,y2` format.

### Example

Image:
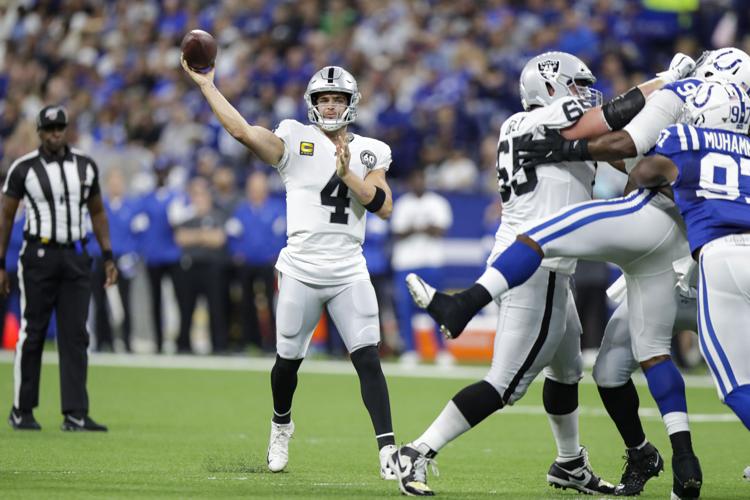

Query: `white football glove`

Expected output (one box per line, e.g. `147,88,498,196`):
657,52,696,84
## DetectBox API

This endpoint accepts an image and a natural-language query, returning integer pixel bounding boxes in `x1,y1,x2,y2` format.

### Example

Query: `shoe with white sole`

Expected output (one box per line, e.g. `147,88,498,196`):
267,420,294,472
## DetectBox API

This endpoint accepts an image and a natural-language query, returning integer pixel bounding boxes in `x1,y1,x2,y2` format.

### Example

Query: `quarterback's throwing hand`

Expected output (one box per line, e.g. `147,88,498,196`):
181,55,215,87
335,134,351,178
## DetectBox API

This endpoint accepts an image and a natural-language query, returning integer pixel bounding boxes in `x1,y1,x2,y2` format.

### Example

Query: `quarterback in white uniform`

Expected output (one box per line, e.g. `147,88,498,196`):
183,61,399,479
388,51,683,497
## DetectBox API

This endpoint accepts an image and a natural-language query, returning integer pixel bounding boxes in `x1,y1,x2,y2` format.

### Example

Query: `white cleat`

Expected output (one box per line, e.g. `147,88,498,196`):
380,444,398,480
406,273,436,309
267,420,294,473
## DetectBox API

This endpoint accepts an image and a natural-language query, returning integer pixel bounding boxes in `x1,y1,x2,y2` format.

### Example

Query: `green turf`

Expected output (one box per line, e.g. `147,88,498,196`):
0,360,748,499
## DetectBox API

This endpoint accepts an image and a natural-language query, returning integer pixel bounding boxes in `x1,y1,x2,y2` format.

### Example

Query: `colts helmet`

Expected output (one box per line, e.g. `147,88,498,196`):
681,81,750,134
693,47,750,92
304,66,361,132
519,51,602,111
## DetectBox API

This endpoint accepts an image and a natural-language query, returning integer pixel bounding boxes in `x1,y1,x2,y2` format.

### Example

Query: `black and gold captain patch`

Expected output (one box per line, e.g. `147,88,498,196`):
299,142,315,156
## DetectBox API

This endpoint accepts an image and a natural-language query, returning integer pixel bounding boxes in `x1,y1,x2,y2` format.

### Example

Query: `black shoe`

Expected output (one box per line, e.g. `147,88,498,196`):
405,273,472,339
8,408,41,430
614,442,664,496
547,447,615,495
671,452,702,499
61,414,108,432
387,444,437,496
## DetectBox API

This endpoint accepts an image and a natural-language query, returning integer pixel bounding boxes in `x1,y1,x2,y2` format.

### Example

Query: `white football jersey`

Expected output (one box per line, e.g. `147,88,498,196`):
492,96,596,274
272,119,391,286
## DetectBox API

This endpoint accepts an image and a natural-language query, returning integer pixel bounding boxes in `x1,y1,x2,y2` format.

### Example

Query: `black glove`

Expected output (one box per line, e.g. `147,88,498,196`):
515,127,591,168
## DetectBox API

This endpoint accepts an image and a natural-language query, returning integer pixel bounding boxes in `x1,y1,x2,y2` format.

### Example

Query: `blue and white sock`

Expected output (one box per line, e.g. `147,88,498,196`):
725,384,750,431
477,239,542,299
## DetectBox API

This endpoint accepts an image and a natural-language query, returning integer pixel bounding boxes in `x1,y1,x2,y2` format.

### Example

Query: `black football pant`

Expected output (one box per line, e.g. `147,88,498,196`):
14,241,91,414
91,257,132,351
179,260,228,353
146,263,184,353
240,264,276,350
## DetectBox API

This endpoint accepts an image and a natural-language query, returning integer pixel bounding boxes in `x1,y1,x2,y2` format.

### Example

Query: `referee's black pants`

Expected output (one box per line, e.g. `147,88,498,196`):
14,240,92,414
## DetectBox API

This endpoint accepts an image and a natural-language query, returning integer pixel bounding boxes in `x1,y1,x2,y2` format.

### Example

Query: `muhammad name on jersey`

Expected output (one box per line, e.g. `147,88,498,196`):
655,124,750,252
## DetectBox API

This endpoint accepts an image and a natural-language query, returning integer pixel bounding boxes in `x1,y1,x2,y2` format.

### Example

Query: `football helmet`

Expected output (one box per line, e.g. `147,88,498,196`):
519,52,602,111
681,81,750,133
304,66,360,131
693,47,750,92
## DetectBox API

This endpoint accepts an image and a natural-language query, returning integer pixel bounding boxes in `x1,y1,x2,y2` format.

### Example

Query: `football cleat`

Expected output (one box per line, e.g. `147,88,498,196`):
670,452,702,499
61,413,108,432
388,443,438,496
380,444,398,480
8,407,41,431
405,273,471,339
547,447,615,495
267,420,294,473
614,442,664,496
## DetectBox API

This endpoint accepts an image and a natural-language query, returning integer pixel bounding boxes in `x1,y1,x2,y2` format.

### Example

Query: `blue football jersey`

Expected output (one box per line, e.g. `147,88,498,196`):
662,78,703,103
654,124,750,252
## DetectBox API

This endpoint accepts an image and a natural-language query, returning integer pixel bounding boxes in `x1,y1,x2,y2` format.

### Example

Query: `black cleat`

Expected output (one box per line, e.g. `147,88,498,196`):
671,452,702,499
61,414,108,432
388,443,438,496
547,447,615,495
8,408,41,430
615,442,664,496
405,273,472,339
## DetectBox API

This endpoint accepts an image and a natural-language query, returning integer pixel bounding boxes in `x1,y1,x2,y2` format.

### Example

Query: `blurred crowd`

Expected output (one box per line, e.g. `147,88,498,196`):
0,0,746,362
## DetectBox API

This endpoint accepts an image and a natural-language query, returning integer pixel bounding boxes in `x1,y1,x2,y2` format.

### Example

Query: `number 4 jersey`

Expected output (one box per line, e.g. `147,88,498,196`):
272,119,392,285
654,124,750,253
494,96,597,274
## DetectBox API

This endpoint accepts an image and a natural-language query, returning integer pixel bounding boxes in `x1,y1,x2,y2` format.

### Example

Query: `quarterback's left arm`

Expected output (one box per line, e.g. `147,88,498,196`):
629,154,678,188
335,135,393,219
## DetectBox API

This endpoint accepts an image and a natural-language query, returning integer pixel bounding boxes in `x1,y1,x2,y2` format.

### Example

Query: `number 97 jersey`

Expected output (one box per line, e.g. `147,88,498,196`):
272,119,392,286
655,124,750,253
494,96,597,274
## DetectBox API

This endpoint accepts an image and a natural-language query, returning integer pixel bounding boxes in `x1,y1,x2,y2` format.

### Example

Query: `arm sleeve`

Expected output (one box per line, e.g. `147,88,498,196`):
622,90,685,156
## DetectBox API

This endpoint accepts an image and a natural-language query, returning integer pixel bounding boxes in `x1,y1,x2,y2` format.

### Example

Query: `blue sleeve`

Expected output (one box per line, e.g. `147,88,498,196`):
653,125,692,158
661,78,702,103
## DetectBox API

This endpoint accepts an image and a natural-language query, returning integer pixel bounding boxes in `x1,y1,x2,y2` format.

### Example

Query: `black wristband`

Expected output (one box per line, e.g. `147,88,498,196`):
364,186,386,213
102,249,114,262
0,256,5,270
564,138,592,161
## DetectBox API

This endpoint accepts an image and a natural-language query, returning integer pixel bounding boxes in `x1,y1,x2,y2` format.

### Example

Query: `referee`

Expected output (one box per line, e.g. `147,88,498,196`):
0,105,117,431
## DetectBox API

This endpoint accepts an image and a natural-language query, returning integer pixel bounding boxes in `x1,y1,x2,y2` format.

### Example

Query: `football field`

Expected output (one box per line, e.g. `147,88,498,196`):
0,353,748,499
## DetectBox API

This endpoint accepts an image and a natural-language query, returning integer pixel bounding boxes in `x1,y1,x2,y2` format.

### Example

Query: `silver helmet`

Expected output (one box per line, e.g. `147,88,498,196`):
693,47,750,92
304,66,361,131
519,52,601,111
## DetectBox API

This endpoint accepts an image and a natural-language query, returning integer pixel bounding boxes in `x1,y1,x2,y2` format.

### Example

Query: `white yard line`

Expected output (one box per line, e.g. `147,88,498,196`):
0,350,717,387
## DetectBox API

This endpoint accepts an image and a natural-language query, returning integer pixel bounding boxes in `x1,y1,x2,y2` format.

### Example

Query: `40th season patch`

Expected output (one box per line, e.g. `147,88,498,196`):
360,150,377,168
299,141,315,156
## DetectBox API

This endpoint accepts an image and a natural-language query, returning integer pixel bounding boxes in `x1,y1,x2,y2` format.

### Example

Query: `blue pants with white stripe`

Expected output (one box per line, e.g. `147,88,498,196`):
697,236,750,427
502,189,691,362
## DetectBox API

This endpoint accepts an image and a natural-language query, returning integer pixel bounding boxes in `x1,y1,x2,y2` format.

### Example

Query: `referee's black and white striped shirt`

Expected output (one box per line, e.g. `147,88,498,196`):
2,146,100,243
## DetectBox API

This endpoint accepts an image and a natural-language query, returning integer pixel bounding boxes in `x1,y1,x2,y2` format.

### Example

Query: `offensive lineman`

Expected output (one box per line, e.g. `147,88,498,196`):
407,48,750,498
182,61,399,479
388,51,687,497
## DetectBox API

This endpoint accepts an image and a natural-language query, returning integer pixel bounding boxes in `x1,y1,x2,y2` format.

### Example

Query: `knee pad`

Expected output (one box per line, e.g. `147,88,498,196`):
543,378,578,415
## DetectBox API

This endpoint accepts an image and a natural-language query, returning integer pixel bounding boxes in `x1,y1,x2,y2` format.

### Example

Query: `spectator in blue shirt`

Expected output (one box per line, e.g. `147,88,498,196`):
0,205,25,346
226,171,285,352
131,160,186,353
89,168,138,352
363,213,396,352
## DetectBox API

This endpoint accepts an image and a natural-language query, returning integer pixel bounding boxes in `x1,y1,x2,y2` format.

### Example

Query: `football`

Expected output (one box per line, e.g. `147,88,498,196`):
180,29,217,73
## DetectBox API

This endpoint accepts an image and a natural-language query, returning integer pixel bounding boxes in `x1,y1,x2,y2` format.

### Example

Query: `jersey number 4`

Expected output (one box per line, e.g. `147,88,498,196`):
321,173,351,224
